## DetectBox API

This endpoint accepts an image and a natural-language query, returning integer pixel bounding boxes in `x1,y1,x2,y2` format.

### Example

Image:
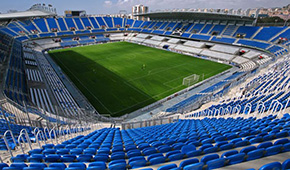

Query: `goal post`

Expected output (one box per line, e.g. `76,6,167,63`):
183,74,200,86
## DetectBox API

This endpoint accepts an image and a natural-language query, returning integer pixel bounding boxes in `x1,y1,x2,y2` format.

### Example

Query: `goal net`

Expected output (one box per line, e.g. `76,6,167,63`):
183,74,200,86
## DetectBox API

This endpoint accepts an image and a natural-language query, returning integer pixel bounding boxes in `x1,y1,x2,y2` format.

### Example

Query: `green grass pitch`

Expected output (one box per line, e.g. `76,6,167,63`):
49,42,231,117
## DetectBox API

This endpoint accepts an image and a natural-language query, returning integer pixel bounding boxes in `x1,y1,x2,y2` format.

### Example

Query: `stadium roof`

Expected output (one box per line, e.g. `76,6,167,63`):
0,10,56,22
137,12,255,23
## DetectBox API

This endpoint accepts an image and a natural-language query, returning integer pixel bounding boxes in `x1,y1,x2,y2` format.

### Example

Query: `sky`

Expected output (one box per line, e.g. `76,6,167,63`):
0,0,289,15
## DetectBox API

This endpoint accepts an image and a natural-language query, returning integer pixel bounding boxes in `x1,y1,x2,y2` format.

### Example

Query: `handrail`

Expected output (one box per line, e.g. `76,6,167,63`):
19,129,33,150
35,130,47,148
3,130,17,157
266,100,278,115
235,105,242,118
17,134,26,154
59,126,66,142
44,127,50,141
243,103,252,117
66,125,72,139
33,127,39,137
283,98,289,114
49,128,58,144
275,102,284,117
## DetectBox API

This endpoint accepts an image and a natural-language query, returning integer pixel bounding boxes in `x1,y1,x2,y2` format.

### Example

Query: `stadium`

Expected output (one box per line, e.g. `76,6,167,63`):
0,1,289,170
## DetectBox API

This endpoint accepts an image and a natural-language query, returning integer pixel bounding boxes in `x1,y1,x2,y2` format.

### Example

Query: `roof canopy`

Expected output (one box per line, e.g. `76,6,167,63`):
0,10,56,22
137,12,255,24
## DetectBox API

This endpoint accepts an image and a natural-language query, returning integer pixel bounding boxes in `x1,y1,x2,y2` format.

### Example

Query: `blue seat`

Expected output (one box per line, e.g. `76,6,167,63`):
56,149,70,155
221,150,239,158
88,162,106,169
108,163,126,170
235,140,249,147
184,162,204,170
76,154,92,162
250,136,263,144
259,162,282,170
257,142,273,149
148,153,164,161
129,160,147,169
127,151,141,158
276,131,289,138
168,153,184,161
0,163,9,170
29,163,47,170
204,146,218,154
60,154,76,162
274,138,289,145
181,145,196,154
44,154,60,162
172,143,185,150
28,154,44,163
10,163,28,169
86,167,105,170
93,154,109,162
227,153,245,165
219,143,234,150
49,163,67,170
207,158,227,170
150,156,166,165
215,141,228,148
240,146,256,154
283,143,290,152
42,144,54,149
282,159,290,170
265,145,282,156
23,167,39,170
11,154,29,163
166,151,181,158
70,149,83,155
28,149,43,155
143,148,157,156
68,163,86,170
3,168,21,170
247,148,265,161
186,150,202,157
200,154,219,164
179,158,199,169
157,164,178,170
43,149,56,155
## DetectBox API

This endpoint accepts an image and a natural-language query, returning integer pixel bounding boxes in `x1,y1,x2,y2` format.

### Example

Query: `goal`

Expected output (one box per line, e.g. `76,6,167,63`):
183,74,200,86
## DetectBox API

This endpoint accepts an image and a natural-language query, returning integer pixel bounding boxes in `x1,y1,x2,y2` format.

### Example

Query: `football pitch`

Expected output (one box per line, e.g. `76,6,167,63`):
48,42,231,116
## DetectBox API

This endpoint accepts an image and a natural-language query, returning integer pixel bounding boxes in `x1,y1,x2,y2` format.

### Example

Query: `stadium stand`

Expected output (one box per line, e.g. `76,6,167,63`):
0,7,289,170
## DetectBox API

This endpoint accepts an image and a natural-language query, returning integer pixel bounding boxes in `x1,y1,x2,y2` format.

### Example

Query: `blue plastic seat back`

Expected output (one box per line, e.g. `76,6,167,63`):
259,162,282,170
221,150,239,158
181,145,196,154
129,160,147,169
257,142,273,149
207,158,227,170
200,154,219,164
49,163,67,170
150,156,166,165
265,145,282,156
282,159,290,170
179,158,199,168
247,148,265,161
168,153,184,161
108,163,127,170
227,153,245,165
240,146,256,154
184,162,204,170
157,164,177,170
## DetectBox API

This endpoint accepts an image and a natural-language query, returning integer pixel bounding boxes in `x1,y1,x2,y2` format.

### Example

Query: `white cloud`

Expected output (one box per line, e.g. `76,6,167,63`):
104,0,113,6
